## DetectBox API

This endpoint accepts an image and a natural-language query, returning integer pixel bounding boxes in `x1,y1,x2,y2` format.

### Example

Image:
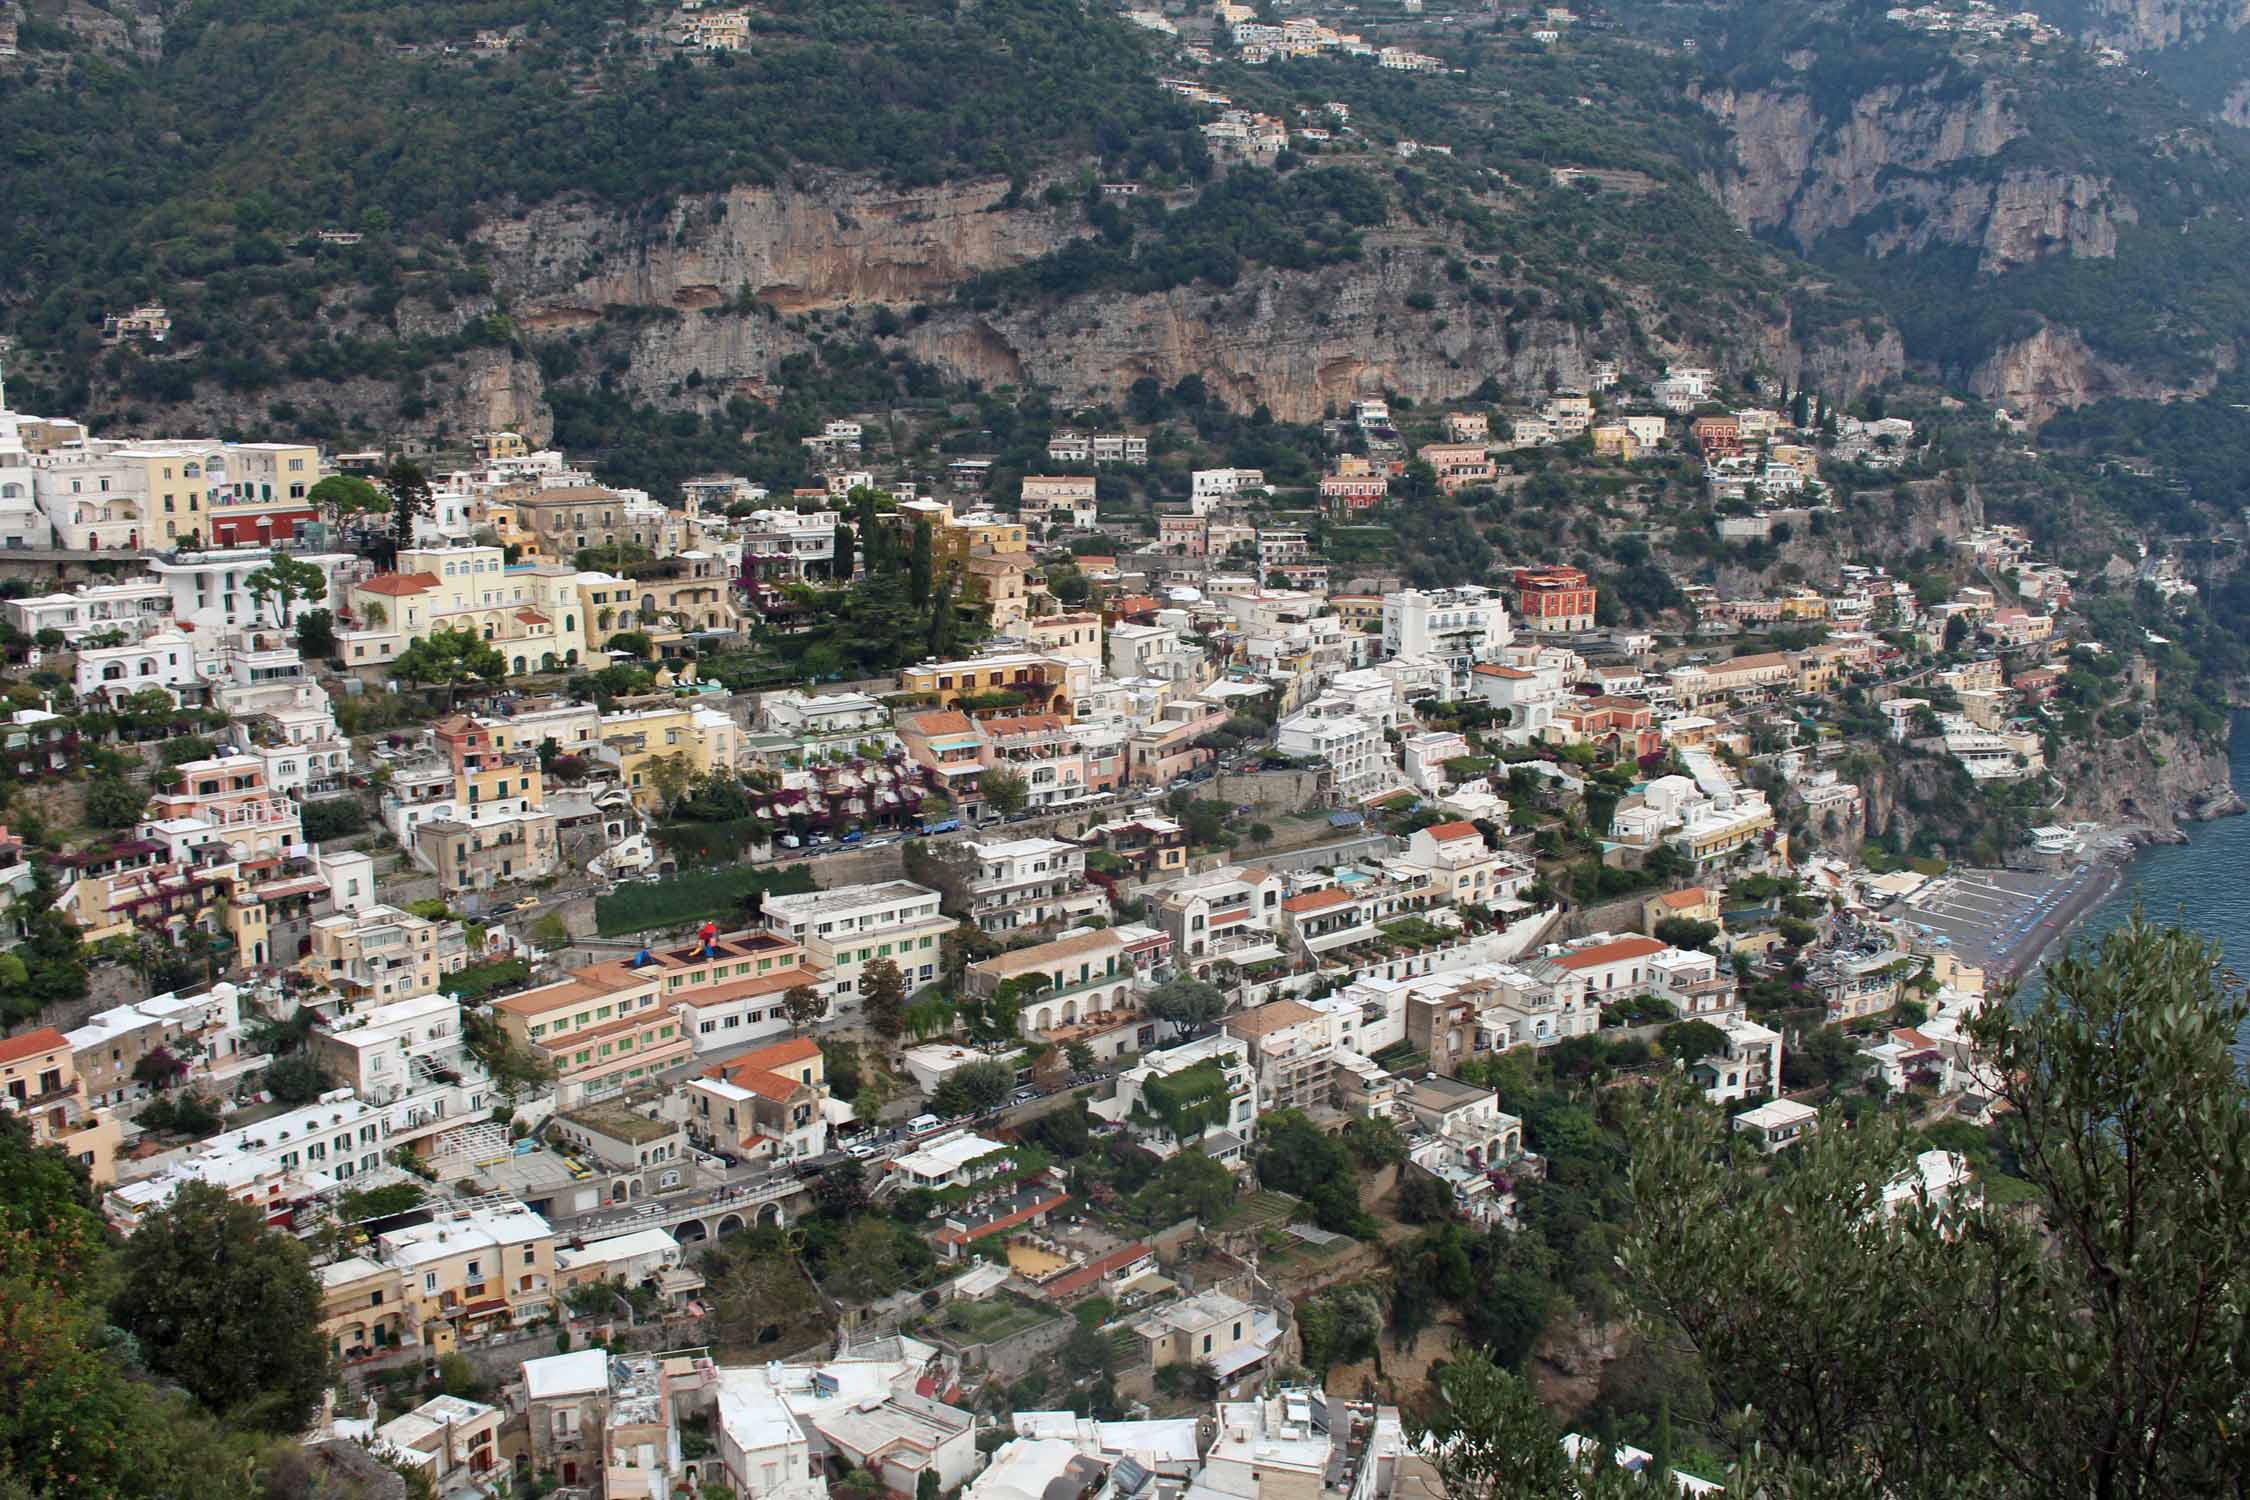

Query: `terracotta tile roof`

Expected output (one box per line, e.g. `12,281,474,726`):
1472,664,1533,680
899,709,977,737
0,1027,70,1066
1041,1243,1154,1300
516,609,551,625
1421,820,1482,843
1280,887,1356,915
1658,888,1713,909
1554,935,1667,971
492,961,648,1015
986,714,1069,738
1225,999,1320,1037
357,571,440,597
969,929,1123,977
932,1188,1071,1246
729,1036,821,1069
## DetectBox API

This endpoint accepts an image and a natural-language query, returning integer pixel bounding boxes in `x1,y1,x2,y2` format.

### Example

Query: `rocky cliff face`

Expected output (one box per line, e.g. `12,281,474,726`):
1966,326,2219,414
1705,82,2130,273
2055,725,2243,840
462,171,1901,428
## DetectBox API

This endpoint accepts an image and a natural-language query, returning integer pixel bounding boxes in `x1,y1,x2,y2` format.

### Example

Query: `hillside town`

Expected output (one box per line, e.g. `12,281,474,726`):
0,324,2194,1498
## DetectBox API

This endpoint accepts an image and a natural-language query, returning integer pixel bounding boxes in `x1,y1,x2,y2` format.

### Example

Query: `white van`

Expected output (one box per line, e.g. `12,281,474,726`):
906,1113,944,1137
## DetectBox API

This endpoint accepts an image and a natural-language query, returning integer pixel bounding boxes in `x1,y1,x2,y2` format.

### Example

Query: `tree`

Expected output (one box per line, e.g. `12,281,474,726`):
463,1009,558,1102
783,982,830,1035
131,1046,187,1092
1140,1148,1238,1225
294,607,337,659
909,519,934,607
1652,917,1720,952
1144,977,1227,1038
1060,1321,1114,1380
109,1181,330,1431
244,554,327,628
531,912,571,949
260,1052,329,1105
707,1241,812,1351
929,576,959,657
309,473,389,518
643,752,695,813
1658,1019,1727,1071
84,772,147,830
833,521,857,582
598,629,657,660
824,1217,905,1302
860,959,908,1040
953,1059,1015,1113
393,628,509,706
1618,916,2250,1498
1342,1115,1407,1168
1065,1040,1097,1073
917,1469,941,1500
1248,821,1274,847
980,767,1029,817
1396,1171,1456,1224
1410,1351,1674,1500
812,1161,871,1220
384,458,432,549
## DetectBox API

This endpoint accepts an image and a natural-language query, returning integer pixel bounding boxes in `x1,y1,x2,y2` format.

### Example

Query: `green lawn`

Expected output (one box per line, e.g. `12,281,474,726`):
594,863,820,938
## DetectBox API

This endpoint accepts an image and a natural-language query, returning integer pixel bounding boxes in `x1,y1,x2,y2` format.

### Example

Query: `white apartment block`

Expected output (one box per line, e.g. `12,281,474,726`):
1277,699,1394,804
1,578,173,643
1381,586,1512,693
761,881,954,1007
148,544,359,631
73,627,201,705
960,837,1104,935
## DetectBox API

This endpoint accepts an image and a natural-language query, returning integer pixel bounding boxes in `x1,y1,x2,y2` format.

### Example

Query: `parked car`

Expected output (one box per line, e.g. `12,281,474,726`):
846,1140,881,1160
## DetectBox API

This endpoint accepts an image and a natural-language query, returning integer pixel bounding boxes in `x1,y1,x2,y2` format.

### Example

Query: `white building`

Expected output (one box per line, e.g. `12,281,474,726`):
715,1342,977,1500
1276,700,1393,804
73,627,201,705
1381,586,1512,693
760,881,955,1010
2,577,173,643
961,837,1104,935
147,545,359,632
1090,1033,1259,1166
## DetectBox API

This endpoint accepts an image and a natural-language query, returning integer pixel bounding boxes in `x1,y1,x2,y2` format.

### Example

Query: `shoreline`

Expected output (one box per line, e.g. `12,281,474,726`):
1991,855,2128,985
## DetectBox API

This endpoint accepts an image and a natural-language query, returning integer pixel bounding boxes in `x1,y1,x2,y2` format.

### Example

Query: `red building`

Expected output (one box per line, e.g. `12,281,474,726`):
1512,565,1598,633
1691,416,1743,458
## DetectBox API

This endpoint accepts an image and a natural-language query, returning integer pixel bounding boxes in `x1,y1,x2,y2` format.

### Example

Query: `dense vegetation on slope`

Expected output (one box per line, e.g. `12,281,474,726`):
0,0,1186,405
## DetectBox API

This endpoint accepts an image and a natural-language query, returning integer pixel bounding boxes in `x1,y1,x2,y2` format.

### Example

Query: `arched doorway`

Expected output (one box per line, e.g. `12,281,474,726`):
755,1202,784,1229
675,1218,708,1243
717,1213,745,1236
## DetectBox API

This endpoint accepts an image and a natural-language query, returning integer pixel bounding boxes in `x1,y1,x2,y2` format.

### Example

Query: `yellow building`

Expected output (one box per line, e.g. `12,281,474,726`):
898,651,1072,714
340,544,615,675
1590,424,1641,461
935,513,1029,570
1,1027,122,1186
371,1202,556,1353
597,701,745,808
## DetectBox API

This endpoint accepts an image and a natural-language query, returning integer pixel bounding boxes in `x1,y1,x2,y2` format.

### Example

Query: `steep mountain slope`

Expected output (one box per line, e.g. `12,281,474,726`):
2036,0,2250,121
0,0,2244,441
1653,0,2250,414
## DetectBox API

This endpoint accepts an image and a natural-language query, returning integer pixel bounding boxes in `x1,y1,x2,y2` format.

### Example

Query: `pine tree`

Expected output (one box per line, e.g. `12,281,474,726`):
909,519,933,607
